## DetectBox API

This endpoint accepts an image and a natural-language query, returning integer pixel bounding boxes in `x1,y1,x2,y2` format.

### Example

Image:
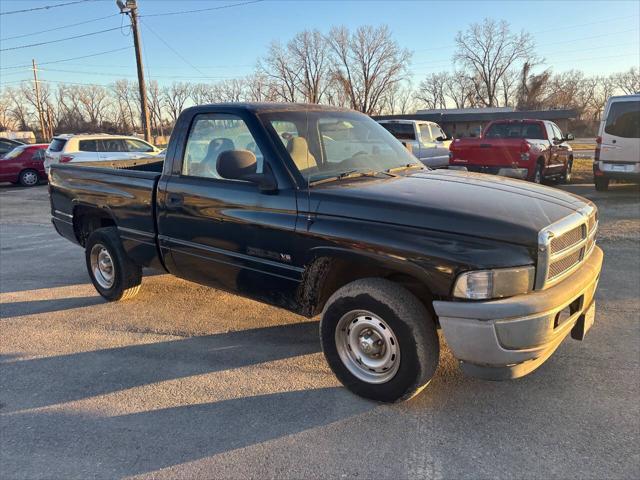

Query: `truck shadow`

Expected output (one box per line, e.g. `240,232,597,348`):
1,321,322,413
0,296,105,318
1,387,374,479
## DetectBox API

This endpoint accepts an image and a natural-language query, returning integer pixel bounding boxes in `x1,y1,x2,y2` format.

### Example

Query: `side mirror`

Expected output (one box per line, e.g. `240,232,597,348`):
565,133,575,141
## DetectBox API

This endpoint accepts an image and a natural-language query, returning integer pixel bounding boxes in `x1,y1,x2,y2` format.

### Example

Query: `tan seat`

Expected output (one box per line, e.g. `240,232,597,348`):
287,137,317,171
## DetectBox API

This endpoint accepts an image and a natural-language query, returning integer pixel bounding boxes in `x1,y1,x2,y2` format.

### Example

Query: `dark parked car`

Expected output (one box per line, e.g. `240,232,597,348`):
49,103,602,402
0,143,48,186
0,137,25,157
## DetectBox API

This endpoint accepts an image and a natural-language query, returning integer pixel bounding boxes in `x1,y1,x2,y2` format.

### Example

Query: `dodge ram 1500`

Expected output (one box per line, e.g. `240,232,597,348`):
49,103,602,402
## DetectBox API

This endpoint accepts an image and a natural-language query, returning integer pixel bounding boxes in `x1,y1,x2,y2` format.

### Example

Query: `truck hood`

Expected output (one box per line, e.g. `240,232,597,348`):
309,169,590,247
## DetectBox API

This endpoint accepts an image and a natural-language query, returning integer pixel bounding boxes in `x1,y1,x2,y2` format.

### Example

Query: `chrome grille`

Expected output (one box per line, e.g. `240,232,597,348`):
548,250,582,279
536,205,598,289
550,224,585,254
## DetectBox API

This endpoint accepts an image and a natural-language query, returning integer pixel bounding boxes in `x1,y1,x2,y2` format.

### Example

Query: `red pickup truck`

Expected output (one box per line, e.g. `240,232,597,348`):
449,120,574,183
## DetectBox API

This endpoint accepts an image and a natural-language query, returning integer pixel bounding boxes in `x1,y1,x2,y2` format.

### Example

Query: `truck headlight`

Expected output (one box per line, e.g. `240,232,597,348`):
453,266,535,300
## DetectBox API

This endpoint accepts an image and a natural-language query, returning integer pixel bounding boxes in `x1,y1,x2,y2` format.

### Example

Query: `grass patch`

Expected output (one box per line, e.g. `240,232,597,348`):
571,157,593,184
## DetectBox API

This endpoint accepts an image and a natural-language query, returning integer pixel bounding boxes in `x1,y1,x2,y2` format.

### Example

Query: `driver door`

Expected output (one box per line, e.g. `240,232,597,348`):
158,111,302,308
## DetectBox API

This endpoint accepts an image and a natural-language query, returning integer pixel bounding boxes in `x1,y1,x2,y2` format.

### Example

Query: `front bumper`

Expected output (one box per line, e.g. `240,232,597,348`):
433,246,603,380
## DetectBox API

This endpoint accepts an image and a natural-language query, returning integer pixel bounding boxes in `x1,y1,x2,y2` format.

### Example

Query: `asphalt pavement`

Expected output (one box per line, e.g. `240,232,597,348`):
1,182,639,479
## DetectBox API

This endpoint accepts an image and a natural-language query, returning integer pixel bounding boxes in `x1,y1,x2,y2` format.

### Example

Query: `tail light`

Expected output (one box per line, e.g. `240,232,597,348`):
60,155,74,163
594,136,601,162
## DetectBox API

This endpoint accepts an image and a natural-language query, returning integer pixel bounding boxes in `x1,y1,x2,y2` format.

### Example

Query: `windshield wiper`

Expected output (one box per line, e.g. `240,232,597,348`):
385,163,425,174
309,169,394,186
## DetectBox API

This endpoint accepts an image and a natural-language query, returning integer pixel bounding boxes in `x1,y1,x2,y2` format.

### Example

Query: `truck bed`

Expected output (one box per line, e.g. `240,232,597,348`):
49,158,163,269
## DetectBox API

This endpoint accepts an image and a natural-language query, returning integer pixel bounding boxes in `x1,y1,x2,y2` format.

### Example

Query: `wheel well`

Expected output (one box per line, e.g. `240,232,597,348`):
73,206,116,246
300,256,436,320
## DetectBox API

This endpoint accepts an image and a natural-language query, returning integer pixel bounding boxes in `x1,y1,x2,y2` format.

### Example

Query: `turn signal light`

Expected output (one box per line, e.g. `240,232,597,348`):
60,155,74,163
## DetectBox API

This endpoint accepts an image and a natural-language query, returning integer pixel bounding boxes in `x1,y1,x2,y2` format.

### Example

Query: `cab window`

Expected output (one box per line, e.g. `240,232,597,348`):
125,139,155,153
419,124,432,141
380,122,416,141
182,113,263,179
79,140,98,152
98,139,126,152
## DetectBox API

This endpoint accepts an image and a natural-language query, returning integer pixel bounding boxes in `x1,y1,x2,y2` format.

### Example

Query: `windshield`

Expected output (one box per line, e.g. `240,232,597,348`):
262,110,420,184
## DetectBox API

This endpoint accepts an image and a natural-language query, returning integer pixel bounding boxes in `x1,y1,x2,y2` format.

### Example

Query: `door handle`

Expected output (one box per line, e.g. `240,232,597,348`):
166,193,184,208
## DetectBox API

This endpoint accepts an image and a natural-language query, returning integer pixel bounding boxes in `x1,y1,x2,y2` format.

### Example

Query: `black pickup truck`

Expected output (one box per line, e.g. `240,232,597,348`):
49,103,603,402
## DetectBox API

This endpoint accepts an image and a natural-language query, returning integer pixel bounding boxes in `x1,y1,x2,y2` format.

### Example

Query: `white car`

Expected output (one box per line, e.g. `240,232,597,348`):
377,119,451,168
44,134,162,171
594,94,640,191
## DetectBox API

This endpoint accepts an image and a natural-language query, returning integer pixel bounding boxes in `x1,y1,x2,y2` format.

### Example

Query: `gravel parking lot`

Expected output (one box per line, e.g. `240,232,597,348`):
1,181,639,479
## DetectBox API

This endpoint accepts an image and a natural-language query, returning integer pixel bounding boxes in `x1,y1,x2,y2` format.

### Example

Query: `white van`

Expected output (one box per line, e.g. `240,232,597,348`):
594,94,640,191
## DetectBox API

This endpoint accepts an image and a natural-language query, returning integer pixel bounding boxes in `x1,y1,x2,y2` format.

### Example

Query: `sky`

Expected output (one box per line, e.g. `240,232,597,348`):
1,0,639,90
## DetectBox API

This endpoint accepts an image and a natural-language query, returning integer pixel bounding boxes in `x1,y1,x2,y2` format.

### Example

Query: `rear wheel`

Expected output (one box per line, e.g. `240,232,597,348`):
85,227,142,301
595,177,610,191
533,162,543,184
320,278,439,403
19,169,39,187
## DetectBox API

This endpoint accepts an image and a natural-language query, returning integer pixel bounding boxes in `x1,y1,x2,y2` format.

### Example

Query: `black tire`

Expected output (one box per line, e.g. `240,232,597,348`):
533,162,543,184
85,227,142,301
320,278,439,403
595,177,609,191
18,169,40,187
560,159,572,184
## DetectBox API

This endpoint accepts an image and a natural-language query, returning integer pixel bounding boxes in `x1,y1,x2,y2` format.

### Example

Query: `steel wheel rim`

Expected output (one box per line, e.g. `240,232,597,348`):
90,243,115,289
22,171,38,186
335,310,400,384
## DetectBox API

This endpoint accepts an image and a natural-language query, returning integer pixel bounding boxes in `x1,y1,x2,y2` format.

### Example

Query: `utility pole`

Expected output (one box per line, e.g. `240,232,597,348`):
31,59,47,142
117,0,151,142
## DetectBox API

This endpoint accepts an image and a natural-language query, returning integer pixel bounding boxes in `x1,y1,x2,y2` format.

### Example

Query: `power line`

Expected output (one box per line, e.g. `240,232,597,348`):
38,66,244,79
0,26,126,52
0,13,119,41
0,0,92,16
0,47,133,70
140,19,211,79
140,0,263,18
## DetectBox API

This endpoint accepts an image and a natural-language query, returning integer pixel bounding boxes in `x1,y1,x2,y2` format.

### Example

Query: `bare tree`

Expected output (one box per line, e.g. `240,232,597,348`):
288,29,330,103
260,41,300,102
326,25,411,115
244,72,277,102
0,88,21,131
190,83,218,105
454,18,535,107
162,82,192,124
417,72,448,109
112,80,138,132
444,72,476,108
382,81,415,114
516,62,551,110
611,67,640,95
77,85,110,127
215,79,245,102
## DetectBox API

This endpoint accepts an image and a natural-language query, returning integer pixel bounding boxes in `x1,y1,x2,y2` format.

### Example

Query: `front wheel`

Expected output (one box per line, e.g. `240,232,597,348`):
560,160,572,184
19,169,40,187
320,278,439,403
85,227,142,301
